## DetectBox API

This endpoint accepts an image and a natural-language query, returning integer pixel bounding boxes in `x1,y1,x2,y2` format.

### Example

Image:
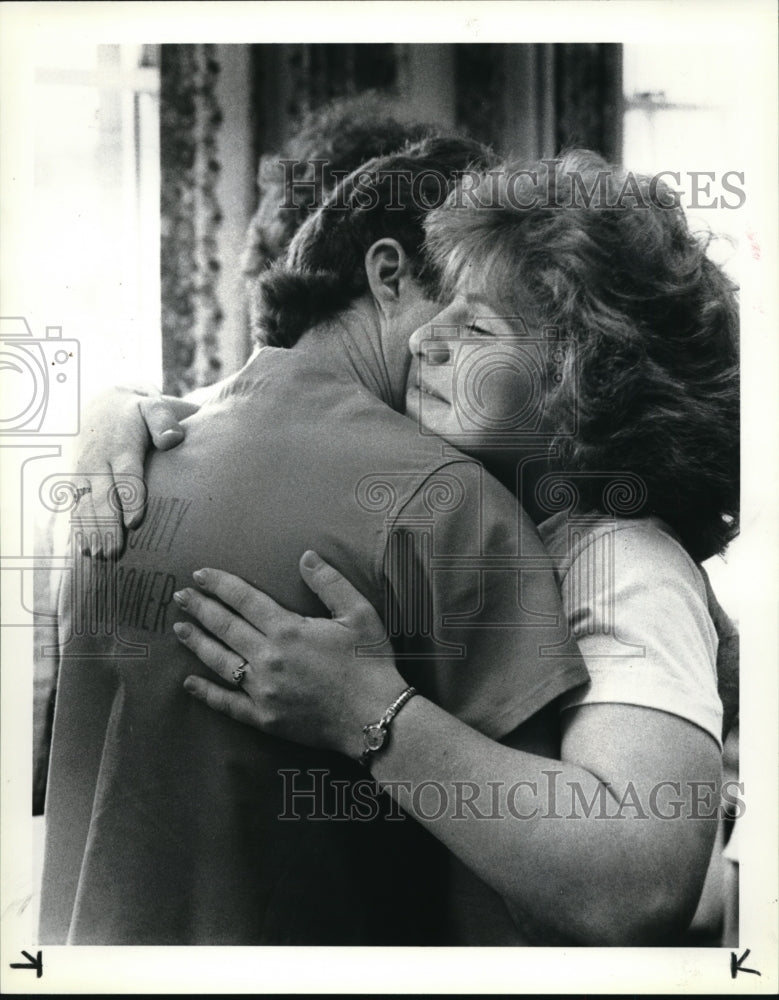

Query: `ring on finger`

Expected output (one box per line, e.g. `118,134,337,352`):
232,658,249,685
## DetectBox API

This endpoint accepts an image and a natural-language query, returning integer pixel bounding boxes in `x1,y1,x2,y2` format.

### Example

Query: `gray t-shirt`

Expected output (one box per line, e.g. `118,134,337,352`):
40,346,587,945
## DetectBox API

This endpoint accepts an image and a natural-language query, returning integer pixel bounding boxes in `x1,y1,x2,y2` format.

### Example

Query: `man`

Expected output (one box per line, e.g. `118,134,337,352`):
40,138,588,945
59,95,440,551
32,97,438,815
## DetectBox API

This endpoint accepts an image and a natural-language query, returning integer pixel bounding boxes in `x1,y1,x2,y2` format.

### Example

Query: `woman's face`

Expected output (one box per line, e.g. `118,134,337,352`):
404,276,553,460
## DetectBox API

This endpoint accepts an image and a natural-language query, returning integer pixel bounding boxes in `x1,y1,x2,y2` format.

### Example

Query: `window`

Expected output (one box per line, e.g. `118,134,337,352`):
32,43,161,396
622,44,744,279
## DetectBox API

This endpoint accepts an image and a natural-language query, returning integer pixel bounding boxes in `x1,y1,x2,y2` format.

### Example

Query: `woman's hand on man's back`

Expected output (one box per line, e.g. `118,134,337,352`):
71,385,197,558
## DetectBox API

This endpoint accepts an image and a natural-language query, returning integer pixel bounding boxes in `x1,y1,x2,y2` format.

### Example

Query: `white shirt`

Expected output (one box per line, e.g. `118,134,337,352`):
539,512,723,748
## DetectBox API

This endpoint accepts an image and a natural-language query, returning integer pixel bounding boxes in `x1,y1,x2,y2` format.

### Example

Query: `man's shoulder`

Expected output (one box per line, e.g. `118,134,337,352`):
196,347,519,526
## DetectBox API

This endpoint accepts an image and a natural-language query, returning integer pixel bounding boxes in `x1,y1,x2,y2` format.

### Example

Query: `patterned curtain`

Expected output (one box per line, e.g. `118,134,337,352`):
555,43,622,160
455,43,621,160
160,44,224,395
454,45,507,149
249,43,399,160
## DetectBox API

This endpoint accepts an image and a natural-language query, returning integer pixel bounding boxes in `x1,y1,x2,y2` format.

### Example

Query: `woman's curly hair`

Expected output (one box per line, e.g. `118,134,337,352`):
426,150,740,562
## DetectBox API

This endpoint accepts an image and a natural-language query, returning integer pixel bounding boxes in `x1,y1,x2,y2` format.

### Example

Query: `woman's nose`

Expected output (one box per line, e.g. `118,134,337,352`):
408,324,452,365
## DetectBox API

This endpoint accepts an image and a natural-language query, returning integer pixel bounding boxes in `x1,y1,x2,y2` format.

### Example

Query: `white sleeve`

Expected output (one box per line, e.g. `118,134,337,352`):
557,520,723,748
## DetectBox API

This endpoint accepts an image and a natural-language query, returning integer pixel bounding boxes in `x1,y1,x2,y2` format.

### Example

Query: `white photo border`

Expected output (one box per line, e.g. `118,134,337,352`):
1,1,777,993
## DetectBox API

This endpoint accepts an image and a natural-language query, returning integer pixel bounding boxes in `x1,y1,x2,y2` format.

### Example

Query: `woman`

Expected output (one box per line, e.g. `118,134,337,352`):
171,151,740,945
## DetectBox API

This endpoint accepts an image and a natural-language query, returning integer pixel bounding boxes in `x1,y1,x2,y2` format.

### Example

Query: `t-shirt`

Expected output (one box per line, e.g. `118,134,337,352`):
40,345,587,946
441,511,725,946
539,512,723,748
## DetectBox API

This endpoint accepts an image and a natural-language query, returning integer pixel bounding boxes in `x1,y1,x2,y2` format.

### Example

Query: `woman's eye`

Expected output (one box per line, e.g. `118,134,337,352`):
466,324,494,338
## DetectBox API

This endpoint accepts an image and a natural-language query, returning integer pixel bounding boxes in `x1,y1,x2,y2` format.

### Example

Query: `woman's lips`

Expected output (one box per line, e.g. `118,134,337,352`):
413,380,449,404
405,360,450,406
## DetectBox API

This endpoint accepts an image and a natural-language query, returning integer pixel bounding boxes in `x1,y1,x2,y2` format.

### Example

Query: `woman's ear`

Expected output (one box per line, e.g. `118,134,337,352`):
364,238,411,311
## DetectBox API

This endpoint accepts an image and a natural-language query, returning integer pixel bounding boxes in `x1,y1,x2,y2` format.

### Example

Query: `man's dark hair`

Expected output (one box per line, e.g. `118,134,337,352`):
254,135,497,348
241,93,437,278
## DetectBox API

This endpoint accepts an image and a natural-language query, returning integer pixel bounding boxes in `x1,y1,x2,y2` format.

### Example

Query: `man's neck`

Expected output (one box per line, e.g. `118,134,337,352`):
296,302,400,410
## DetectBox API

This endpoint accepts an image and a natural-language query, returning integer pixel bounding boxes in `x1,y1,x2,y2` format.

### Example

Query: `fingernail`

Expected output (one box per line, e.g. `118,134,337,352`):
159,428,184,442
193,569,207,585
301,550,321,569
173,621,191,639
183,676,198,693
173,590,189,607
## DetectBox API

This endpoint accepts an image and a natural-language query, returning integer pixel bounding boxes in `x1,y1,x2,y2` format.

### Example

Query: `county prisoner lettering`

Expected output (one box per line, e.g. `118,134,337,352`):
125,497,192,553
71,496,190,638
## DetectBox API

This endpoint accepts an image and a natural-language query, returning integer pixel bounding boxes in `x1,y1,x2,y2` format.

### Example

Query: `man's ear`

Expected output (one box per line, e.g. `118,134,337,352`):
364,238,412,312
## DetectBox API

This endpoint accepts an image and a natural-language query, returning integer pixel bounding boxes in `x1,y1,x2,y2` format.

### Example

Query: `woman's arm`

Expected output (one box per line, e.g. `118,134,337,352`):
71,386,201,557
367,696,719,945
174,555,721,946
